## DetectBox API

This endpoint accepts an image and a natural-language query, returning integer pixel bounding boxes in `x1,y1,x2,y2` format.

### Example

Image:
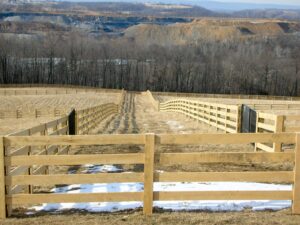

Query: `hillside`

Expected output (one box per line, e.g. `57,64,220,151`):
233,9,300,20
124,18,300,45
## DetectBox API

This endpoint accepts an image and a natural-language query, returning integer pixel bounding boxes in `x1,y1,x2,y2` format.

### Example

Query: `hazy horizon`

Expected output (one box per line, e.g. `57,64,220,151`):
56,0,300,6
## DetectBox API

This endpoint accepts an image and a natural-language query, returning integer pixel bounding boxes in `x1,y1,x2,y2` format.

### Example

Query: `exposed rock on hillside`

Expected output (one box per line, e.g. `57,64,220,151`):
124,19,300,46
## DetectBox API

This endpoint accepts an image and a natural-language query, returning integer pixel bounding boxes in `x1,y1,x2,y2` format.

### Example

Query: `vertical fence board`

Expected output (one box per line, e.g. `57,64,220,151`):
0,137,6,219
293,133,300,214
143,134,155,215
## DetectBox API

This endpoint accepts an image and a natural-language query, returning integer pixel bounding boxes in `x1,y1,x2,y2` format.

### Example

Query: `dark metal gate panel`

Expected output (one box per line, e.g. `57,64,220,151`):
68,109,76,135
241,105,257,133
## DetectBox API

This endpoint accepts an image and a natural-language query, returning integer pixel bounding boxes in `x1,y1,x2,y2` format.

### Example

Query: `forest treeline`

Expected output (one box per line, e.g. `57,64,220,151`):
0,32,299,96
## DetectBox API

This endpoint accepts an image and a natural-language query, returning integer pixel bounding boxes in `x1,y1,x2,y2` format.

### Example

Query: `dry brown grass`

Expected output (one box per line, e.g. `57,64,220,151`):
0,92,120,135
0,93,119,111
2,92,297,222
2,209,300,225
0,117,59,135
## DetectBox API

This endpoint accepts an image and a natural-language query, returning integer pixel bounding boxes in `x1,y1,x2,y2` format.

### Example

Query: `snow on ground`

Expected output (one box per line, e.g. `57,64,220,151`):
30,164,292,213
166,120,184,130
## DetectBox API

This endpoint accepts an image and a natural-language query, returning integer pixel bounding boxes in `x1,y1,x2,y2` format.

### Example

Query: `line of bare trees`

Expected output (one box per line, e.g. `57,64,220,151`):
0,32,299,96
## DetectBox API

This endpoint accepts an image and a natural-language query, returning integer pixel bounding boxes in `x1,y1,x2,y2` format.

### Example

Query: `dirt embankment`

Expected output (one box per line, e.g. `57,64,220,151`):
124,18,300,46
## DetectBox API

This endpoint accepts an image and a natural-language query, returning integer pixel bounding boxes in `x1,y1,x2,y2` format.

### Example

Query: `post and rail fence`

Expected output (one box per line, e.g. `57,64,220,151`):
255,112,300,152
160,98,241,133
0,133,298,218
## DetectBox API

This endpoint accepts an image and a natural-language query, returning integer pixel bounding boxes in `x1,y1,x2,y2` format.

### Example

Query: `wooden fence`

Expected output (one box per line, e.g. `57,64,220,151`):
248,103,300,110
4,115,70,215
0,108,67,119
160,99,241,133
75,103,119,134
153,91,300,101
74,90,125,134
255,112,300,152
0,132,299,218
0,84,123,96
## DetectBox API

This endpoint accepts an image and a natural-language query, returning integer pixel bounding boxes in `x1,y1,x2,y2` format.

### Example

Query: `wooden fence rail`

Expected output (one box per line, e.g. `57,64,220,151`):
75,103,118,134
0,108,68,119
4,115,70,215
0,132,299,218
153,91,300,101
0,85,123,96
255,112,300,152
248,104,300,110
160,99,241,133
75,90,125,134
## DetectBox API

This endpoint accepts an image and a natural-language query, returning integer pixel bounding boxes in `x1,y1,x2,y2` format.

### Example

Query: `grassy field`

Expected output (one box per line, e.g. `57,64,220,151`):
0,93,119,111
0,92,120,135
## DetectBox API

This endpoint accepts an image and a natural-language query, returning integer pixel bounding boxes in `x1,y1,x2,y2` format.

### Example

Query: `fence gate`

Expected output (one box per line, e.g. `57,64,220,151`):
241,104,257,133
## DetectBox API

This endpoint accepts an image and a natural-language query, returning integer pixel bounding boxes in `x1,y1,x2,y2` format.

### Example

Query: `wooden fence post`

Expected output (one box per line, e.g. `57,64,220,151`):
254,112,260,152
274,115,284,152
0,137,6,219
293,133,300,214
143,134,155,215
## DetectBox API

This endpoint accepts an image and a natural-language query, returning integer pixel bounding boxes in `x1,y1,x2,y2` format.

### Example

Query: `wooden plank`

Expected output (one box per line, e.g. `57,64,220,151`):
9,146,29,156
29,124,46,135
4,134,145,147
293,133,300,214
257,123,275,132
153,191,292,201
6,153,145,166
157,133,295,145
285,115,300,120
274,115,284,152
143,134,155,215
6,192,143,205
8,166,28,176
57,146,69,155
45,120,58,129
32,166,47,175
154,171,294,183
255,143,274,153
0,137,6,219
158,152,294,164
285,127,300,132
6,173,144,185
258,112,278,120
49,126,68,136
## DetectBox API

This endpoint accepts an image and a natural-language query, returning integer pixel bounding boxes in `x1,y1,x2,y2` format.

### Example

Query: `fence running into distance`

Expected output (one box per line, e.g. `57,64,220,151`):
0,133,299,218
160,99,241,133
0,85,122,96
153,91,300,101
74,90,125,134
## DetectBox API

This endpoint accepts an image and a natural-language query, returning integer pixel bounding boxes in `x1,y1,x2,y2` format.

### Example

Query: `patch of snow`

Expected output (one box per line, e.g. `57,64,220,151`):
166,120,184,130
82,165,123,174
30,164,292,213
31,181,292,213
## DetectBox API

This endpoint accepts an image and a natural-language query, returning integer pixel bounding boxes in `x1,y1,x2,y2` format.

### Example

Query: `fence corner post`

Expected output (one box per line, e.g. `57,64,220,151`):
143,133,155,216
0,137,6,219
293,133,300,214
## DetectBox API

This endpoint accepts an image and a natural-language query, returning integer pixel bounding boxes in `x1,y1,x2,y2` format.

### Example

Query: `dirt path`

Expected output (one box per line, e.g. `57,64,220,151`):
73,93,276,173
94,92,217,135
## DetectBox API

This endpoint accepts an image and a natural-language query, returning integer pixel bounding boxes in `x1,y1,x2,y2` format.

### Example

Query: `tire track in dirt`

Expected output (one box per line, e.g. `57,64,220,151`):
97,92,140,134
